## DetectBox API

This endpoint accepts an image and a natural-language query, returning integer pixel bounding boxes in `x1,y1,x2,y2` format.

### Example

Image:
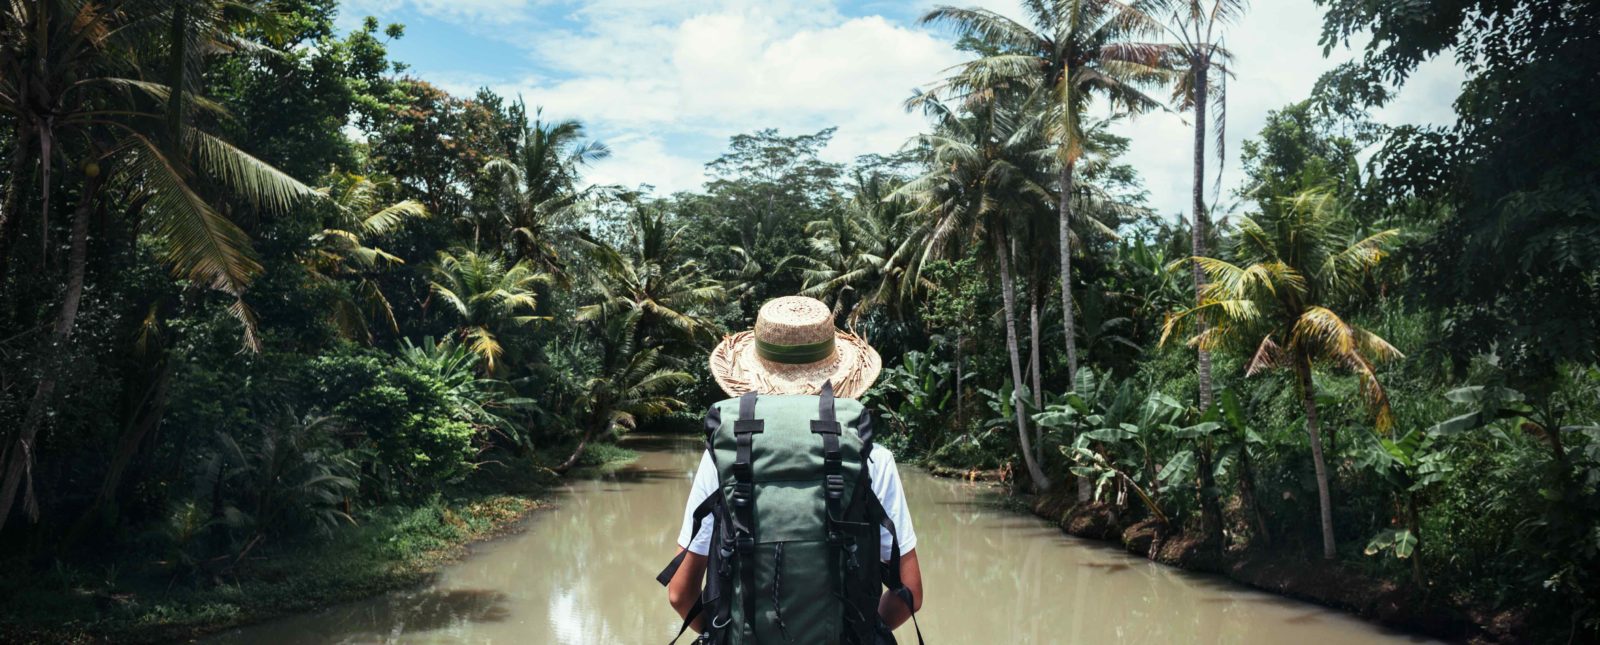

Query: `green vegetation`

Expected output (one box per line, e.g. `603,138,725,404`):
1,491,543,644
1,0,1597,642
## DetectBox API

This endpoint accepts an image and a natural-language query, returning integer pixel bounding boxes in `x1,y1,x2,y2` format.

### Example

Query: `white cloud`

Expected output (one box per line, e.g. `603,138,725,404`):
586,134,707,194
480,3,964,185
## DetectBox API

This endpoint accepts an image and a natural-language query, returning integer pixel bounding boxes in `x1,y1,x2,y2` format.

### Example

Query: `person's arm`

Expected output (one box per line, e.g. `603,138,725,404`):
666,548,709,632
877,549,923,629
667,450,718,632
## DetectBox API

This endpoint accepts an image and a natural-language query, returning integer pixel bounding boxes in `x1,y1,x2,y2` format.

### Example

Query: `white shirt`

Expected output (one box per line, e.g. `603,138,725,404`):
676,445,918,562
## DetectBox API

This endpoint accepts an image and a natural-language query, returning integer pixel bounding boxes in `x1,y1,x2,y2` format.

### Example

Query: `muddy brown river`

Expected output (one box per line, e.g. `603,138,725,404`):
202,435,1434,644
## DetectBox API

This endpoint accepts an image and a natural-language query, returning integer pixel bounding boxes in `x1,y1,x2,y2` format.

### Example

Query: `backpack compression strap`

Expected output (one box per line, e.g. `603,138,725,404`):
731,391,763,642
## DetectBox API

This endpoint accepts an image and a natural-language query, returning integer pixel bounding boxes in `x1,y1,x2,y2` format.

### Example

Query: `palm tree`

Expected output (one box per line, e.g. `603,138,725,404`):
1151,0,1245,412
578,204,724,349
308,173,429,341
1015,117,1134,410
795,170,923,325
0,0,320,533
922,1,1176,384
428,249,552,375
397,336,527,439
479,107,611,280
553,309,694,474
899,91,1058,491
1162,189,1402,559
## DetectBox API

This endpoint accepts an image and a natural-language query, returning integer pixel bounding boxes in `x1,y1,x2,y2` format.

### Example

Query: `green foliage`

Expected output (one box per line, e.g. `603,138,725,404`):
867,350,960,456
312,351,478,491
1316,0,1600,381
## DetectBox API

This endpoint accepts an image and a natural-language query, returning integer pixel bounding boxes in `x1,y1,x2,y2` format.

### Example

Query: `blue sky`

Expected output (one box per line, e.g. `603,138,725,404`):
337,0,1464,218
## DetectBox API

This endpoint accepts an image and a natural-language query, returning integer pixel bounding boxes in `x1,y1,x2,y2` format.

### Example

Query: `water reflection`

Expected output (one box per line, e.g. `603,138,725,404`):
204,435,1435,644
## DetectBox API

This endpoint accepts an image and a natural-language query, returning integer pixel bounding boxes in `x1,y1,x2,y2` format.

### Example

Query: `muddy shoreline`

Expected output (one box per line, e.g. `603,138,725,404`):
1021,486,1526,645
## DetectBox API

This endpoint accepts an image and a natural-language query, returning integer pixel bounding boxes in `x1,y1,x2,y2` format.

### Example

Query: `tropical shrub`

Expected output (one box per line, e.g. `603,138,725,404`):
311,350,479,493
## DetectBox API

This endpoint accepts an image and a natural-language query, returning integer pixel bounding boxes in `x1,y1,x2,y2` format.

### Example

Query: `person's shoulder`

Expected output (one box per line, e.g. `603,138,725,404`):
866,443,898,467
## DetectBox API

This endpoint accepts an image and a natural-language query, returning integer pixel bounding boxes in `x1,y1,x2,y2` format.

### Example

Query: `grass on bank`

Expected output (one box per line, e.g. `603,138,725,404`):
0,443,638,645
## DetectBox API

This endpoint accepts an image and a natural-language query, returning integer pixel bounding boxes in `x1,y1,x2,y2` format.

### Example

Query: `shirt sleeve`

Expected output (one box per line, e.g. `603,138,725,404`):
676,451,718,555
868,446,917,562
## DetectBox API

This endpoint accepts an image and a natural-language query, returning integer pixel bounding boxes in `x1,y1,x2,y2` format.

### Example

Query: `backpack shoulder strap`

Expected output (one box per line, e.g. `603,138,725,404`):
731,390,761,640
871,475,924,645
811,382,845,532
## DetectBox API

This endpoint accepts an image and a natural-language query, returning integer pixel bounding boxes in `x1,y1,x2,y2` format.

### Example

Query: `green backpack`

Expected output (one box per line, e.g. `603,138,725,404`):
656,384,923,644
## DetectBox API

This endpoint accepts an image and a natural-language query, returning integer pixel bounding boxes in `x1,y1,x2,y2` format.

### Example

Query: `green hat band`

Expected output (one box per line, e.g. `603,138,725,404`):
755,336,836,364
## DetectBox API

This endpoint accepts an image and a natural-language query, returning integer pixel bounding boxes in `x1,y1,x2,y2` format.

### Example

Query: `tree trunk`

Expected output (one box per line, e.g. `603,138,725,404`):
1057,160,1079,384
1028,272,1043,409
0,171,101,532
954,331,965,436
1297,360,1337,560
97,359,173,506
1238,446,1271,547
1191,55,1214,413
1027,280,1045,469
1197,443,1224,553
64,358,173,548
554,423,597,475
1406,490,1423,585
995,234,1050,492
0,135,33,287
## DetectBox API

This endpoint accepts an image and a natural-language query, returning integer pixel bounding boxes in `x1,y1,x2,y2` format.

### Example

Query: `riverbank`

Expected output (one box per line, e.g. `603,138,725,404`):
1024,486,1526,645
0,447,639,645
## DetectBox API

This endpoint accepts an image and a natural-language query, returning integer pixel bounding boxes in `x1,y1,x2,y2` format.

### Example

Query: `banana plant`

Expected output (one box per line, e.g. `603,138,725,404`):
867,350,959,452
1358,424,1452,582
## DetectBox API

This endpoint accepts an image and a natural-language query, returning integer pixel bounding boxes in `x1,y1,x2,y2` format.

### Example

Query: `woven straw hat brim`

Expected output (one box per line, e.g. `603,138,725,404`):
709,329,882,399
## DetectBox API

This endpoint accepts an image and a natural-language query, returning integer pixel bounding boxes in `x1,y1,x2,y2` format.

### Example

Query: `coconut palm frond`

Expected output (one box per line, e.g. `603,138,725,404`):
122,134,260,294
191,130,319,213
361,199,428,236
920,6,1046,53
1246,334,1284,376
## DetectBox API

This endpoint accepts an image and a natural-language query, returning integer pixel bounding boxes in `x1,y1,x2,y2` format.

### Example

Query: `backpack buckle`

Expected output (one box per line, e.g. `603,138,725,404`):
736,535,756,554
825,474,845,500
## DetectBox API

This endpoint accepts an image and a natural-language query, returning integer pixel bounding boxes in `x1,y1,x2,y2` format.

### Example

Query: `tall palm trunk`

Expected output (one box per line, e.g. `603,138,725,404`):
1058,161,1095,502
954,330,965,435
995,233,1049,491
1028,269,1044,408
1296,359,1337,560
1027,276,1045,469
0,136,33,286
1191,55,1214,413
1196,442,1224,551
1189,59,1225,551
1057,160,1079,384
0,172,101,532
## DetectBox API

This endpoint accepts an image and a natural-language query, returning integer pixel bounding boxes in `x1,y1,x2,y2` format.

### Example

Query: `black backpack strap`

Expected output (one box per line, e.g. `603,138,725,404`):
812,382,845,529
731,391,762,641
658,493,718,586
668,600,703,645
872,493,924,645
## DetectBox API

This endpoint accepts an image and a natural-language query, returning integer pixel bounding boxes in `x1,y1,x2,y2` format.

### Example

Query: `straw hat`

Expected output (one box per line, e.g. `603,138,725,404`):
710,296,882,399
